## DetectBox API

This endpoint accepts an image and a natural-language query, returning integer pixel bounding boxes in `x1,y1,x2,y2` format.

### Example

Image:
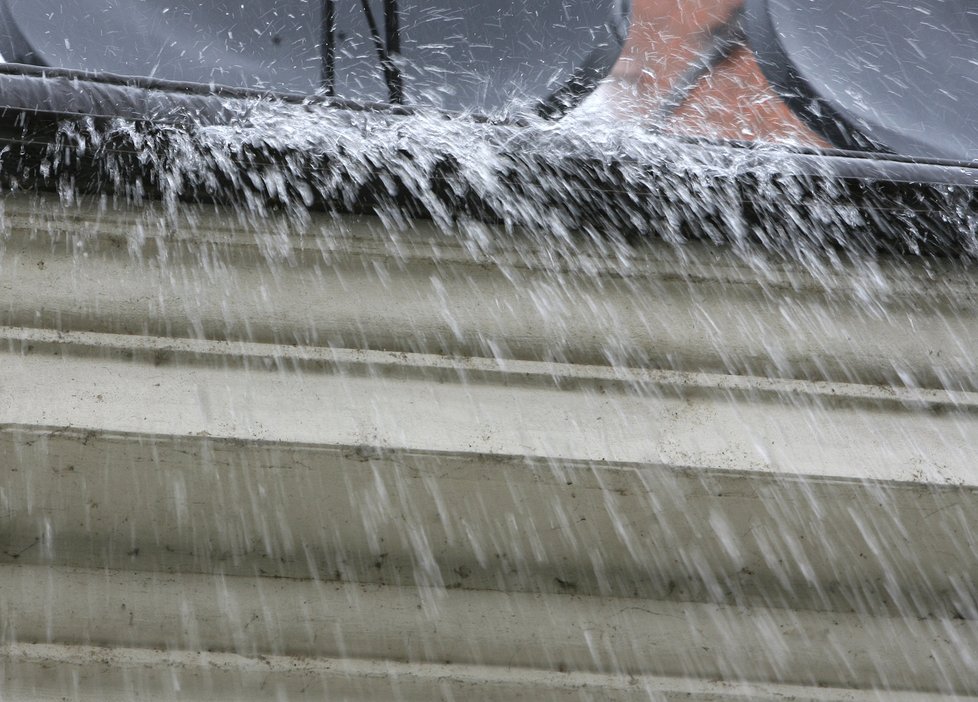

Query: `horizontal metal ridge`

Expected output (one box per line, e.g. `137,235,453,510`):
3,643,974,702
3,564,977,696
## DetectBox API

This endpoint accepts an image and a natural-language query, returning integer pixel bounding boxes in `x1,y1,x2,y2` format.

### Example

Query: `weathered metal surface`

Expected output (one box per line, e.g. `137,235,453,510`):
2,192,977,698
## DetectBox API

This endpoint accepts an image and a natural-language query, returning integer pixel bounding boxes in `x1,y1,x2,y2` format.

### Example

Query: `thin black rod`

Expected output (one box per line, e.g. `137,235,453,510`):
383,0,403,103
321,0,336,95
359,0,403,105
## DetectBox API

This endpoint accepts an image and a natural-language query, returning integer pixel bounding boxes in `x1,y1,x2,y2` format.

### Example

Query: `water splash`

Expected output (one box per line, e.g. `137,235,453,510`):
3,87,978,699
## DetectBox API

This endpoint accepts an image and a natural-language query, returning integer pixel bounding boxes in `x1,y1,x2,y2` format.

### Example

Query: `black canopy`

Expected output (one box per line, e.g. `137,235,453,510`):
745,0,978,163
0,0,629,116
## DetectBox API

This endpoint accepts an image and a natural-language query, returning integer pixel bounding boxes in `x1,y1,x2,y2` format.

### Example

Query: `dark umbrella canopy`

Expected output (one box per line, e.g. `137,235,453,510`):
745,0,978,162
0,0,629,116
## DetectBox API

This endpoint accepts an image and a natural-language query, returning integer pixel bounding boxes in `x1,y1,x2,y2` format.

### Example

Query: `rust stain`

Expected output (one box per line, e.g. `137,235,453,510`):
610,0,826,147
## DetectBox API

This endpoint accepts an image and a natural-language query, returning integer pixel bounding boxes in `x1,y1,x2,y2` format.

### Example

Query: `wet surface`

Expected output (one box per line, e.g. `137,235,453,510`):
1,2,978,699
